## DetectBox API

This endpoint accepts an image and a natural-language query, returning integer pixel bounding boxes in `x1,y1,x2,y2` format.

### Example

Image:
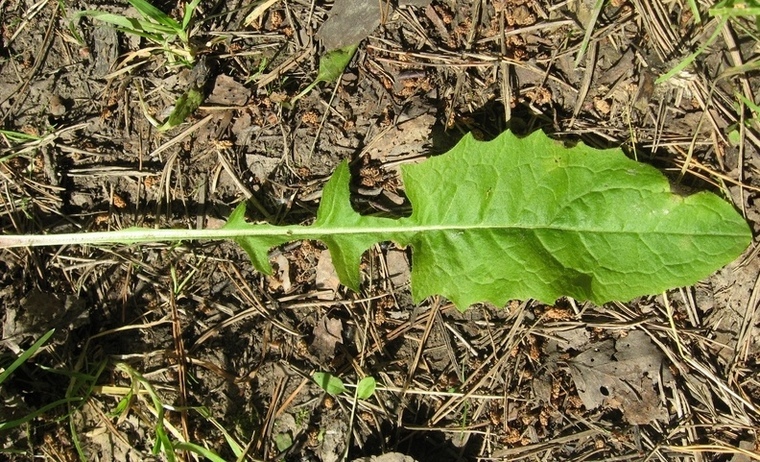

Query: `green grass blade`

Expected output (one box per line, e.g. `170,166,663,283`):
78,10,143,30
710,0,760,17
720,57,760,79
78,11,174,42
0,129,42,142
182,0,202,31
0,328,55,386
0,397,83,431
686,0,702,23
193,407,244,457
736,92,760,115
574,0,605,67
655,18,727,84
156,425,176,461
128,0,180,30
173,442,226,462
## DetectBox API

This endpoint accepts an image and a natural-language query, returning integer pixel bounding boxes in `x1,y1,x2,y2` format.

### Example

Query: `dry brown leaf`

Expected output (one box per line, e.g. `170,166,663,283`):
267,254,292,293
566,330,670,424
207,74,250,106
244,0,280,27
310,316,343,360
386,249,411,289
364,113,435,162
316,250,341,300
351,453,419,462
317,0,381,51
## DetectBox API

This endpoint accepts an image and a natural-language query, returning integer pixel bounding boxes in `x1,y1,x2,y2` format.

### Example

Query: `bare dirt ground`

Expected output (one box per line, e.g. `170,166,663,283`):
1,0,760,460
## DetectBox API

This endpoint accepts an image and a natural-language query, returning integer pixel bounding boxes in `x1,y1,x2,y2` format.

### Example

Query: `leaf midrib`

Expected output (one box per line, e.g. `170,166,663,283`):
1,222,745,249
308,223,745,237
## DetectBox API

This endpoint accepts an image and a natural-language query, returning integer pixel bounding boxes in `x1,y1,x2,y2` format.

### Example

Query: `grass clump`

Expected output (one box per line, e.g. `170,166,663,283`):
78,0,202,67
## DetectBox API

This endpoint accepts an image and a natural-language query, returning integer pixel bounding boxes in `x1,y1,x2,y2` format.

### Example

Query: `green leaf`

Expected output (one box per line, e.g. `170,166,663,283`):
728,129,741,146
312,372,348,396
294,43,358,101
315,44,358,84
273,433,293,452
0,131,750,309
356,376,376,400
77,10,142,30
0,129,42,142
107,389,134,418
736,91,760,116
225,130,750,308
158,87,203,131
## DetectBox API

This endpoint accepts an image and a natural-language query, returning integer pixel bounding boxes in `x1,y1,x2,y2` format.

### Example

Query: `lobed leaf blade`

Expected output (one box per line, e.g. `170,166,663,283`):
226,130,750,309
222,203,296,275
393,131,750,307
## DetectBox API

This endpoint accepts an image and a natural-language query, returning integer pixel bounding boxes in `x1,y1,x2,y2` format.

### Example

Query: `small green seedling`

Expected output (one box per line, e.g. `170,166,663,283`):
685,0,703,23
79,0,201,66
311,372,377,400
312,372,377,461
80,0,208,128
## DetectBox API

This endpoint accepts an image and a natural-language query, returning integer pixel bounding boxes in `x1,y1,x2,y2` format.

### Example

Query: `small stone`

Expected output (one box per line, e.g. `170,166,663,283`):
49,95,67,117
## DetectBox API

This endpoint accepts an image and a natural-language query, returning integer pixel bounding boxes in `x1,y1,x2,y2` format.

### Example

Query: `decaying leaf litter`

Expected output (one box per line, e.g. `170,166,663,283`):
1,0,760,461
